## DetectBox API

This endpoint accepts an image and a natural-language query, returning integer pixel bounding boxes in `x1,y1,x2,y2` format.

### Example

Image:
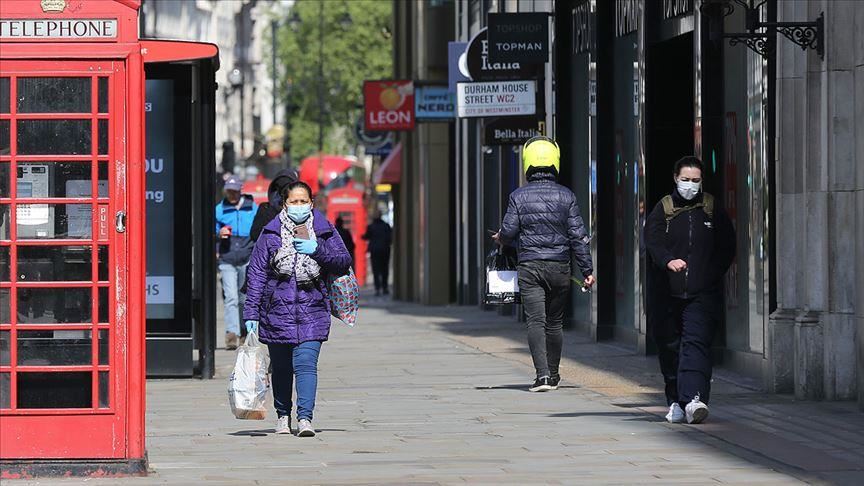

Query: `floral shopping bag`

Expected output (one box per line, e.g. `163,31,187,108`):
328,267,360,326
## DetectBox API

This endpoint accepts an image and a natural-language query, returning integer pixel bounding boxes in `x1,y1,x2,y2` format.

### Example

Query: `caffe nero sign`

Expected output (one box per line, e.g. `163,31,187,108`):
461,27,537,81
487,13,549,63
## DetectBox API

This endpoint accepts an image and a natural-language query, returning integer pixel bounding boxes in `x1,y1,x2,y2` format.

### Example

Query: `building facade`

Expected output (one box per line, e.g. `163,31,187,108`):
392,0,863,407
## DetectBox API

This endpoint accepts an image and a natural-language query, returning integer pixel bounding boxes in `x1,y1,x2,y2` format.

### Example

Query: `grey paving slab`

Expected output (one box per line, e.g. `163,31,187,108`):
8,298,860,484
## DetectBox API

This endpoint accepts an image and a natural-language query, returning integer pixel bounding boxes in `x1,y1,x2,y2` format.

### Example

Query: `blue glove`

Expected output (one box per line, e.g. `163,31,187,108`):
293,239,318,255
245,320,259,333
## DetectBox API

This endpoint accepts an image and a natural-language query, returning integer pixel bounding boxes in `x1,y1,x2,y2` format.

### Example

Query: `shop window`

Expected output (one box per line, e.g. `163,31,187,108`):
17,287,92,324
17,77,91,113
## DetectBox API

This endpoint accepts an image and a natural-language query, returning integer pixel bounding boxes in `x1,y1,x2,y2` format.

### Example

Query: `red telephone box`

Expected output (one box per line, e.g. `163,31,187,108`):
326,187,367,286
0,0,147,476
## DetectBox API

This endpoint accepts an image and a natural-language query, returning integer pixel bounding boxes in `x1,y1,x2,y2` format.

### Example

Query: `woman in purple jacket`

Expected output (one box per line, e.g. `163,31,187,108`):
243,181,352,437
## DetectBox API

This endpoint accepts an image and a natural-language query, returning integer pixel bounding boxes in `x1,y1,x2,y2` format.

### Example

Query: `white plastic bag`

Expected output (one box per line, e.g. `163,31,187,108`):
228,329,270,420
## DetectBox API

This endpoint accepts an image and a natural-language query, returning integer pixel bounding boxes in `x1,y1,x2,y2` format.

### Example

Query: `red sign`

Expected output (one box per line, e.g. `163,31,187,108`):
364,80,415,131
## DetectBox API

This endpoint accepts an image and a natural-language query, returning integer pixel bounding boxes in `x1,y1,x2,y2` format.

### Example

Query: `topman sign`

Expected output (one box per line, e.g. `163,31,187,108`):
487,13,549,63
0,19,118,39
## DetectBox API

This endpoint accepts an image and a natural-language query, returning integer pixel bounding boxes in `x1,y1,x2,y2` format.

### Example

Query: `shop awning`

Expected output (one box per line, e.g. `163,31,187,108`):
373,142,402,185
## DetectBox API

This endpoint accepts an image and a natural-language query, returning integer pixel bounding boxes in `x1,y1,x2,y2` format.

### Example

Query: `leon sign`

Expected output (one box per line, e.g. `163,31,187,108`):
364,80,415,131
457,80,536,118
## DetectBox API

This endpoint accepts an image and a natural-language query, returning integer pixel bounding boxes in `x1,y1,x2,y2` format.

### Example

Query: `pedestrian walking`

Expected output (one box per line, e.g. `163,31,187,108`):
362,213,392,296
216,176,258,350
493,136,595,392
335,217,356,266
644,156,735,424
243,181,352,436
249,168,299,242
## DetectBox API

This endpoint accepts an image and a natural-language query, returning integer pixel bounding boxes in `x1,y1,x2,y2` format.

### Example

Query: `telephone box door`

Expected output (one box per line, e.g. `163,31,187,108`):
0,61,129,459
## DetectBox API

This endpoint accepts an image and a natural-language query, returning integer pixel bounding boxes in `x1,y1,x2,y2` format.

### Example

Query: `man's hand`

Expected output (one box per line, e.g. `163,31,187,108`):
219,226,232,238
490,231,502,247
667,259,687,273
583,275,596,288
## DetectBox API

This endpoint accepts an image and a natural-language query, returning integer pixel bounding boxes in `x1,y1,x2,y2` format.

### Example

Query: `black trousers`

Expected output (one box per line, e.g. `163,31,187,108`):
371,249,391,292
653,292,719,406
517,260,571,379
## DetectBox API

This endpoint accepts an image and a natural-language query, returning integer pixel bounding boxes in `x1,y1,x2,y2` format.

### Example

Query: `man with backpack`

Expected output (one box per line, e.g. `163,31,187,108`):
644,156,736,424
493,136,595,392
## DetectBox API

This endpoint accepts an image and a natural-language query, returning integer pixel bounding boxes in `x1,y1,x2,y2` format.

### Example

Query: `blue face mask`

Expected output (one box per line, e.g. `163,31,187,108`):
286,203,312,223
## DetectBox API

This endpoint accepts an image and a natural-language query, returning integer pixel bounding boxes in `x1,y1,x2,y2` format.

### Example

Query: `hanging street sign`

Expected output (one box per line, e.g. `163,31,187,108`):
364,80,415,131
462,27,537,81
415,85,455,121
448,41,470,92
487,13,549,63
456,80,536,118
354,114,392,150
484,116,544,145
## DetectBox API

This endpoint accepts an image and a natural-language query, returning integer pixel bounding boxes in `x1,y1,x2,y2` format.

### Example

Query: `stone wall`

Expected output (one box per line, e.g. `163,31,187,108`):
773,0,863,405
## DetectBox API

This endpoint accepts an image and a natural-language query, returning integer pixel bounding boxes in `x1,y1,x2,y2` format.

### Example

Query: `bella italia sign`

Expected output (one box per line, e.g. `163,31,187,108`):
0,19,118,39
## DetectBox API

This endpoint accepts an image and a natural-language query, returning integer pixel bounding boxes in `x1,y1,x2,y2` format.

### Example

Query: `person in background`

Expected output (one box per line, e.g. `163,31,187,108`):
644,156,735,424
215,176,258,350
363,213,393,296
243,181,352,436
250,168,299,243
335,217,356,268
493,136,595,393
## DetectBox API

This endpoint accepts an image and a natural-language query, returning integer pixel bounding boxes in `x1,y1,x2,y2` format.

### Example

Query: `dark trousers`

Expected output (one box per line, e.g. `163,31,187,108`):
653,292,719,407
518,260,571,379
371,249,390,292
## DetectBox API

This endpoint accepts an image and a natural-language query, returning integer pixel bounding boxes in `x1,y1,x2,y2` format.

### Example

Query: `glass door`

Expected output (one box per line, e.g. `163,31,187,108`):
0,61,127,459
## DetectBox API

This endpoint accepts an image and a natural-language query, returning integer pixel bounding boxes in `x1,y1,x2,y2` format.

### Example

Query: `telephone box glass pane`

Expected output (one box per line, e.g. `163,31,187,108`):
0,205,9,240
0,77,9,113
98,287,108,323
16,203,92,239
98,78,109,114
0,120,9,154
98,119,108,155
98,329,108,365
17,246,93,282
0,373,9,409
18,162,101,199
0,289,9,324
98,246,108,281
17,372,91,409
17,287,92,324
98,371,109,408
0,330,9,365
17,120,92,155
17,77,91,113
17,330,92,366
0,163,9,197
0,246,8,281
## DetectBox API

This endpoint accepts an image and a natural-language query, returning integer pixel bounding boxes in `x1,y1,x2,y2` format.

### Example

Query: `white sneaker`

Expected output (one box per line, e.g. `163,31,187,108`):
275,416,291,434
665,403,685,423
297,418,316,437
685,395,709,424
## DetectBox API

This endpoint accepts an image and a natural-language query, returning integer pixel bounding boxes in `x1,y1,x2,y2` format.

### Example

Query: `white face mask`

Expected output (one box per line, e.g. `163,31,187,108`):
676,179,701,201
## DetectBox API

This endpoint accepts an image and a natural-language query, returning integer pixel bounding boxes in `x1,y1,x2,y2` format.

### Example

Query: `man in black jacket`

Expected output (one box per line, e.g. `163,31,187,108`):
363,214,393,296
645,156,735,424
494,136,595,392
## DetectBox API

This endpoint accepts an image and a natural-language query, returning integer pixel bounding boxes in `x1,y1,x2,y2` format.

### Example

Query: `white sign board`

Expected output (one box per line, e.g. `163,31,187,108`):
457,80,536,118
0,19,117,39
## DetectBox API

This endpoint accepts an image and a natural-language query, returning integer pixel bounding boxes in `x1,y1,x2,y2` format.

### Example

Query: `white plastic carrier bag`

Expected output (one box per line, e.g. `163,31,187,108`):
228,329,270,420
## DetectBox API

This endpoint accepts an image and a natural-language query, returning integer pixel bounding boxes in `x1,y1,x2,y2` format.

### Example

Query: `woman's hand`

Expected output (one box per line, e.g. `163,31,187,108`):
294,239,318,255
245,320,259,333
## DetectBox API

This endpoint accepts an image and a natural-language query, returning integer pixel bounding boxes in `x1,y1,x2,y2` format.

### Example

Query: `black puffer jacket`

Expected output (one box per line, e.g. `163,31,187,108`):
499,172,593,277
644,190,736,298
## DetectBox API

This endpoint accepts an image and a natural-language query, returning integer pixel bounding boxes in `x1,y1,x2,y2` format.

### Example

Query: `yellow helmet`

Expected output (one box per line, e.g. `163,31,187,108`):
522,136,560,176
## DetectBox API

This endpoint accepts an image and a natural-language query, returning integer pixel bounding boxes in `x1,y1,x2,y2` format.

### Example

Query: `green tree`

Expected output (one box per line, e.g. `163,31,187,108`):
275,0,392,160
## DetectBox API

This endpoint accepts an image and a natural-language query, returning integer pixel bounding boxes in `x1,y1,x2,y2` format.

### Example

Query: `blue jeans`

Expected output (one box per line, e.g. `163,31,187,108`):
268,341,322,421
219,262,247,335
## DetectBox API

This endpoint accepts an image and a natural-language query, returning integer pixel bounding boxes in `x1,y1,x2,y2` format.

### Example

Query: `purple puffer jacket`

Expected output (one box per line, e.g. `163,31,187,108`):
243,209,352,344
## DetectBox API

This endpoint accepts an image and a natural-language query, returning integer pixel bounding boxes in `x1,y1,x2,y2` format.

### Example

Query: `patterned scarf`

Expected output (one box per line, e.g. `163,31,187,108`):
271,209,321,285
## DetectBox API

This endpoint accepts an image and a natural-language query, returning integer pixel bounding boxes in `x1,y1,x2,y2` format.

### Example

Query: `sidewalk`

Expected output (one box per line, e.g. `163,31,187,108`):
12,295,864,485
